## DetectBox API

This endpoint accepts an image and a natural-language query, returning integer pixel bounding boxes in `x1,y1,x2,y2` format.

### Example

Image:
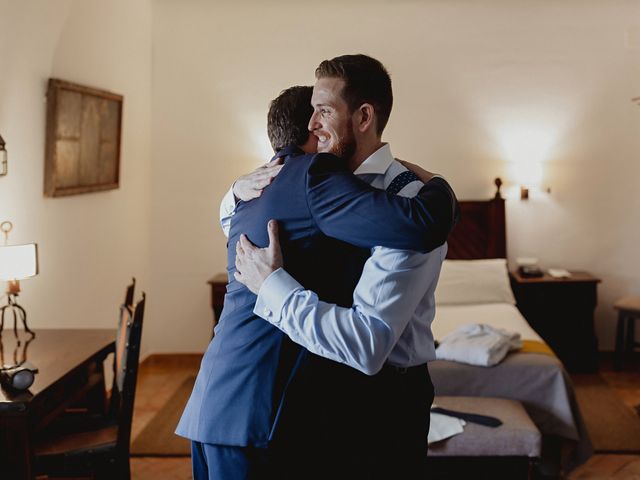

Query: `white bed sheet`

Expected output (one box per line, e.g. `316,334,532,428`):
432,302,543,343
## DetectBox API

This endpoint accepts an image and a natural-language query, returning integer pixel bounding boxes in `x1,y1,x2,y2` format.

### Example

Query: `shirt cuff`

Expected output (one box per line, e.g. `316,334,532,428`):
220,186,237,217
253,268,303,324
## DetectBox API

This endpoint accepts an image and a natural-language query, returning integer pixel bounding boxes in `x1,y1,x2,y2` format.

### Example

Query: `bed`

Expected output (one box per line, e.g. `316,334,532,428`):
428,178,592,474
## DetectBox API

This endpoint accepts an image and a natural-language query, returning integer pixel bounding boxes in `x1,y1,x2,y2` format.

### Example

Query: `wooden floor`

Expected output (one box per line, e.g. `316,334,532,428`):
567,356,640,480
129,354,640,480
130,355,200,480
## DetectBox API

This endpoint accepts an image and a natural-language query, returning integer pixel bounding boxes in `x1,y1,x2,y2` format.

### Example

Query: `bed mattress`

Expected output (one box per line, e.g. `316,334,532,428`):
429,302,592,472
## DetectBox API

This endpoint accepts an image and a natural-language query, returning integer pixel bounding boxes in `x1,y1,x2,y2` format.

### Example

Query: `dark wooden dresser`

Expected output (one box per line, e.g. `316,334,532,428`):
509,270,600,373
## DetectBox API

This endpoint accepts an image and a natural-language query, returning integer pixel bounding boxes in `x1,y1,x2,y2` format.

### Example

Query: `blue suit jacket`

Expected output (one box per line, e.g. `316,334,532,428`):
176,145,453,447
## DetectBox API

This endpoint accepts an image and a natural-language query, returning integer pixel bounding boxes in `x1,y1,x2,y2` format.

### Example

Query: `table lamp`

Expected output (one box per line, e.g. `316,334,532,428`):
0,221,38,336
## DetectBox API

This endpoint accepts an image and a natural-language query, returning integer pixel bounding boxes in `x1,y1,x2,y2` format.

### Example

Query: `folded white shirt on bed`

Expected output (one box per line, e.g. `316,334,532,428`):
435,323,522,366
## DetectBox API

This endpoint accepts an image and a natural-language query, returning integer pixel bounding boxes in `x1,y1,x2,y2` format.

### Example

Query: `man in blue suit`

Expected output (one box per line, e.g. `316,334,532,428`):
177,76,455,479
230,55,458,479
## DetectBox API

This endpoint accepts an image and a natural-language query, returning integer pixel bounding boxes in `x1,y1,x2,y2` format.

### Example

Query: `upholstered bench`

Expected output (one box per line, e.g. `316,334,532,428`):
426,396,541,480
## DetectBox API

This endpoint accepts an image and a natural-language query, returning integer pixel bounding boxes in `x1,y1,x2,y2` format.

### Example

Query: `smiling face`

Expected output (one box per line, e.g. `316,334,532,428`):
308,77,357,160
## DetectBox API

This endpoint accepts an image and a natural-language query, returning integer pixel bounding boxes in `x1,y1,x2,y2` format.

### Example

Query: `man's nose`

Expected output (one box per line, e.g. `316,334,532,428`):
308,111,320,131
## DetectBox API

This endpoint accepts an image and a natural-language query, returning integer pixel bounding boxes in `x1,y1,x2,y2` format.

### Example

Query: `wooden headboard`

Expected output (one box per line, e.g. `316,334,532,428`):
446,178,506,260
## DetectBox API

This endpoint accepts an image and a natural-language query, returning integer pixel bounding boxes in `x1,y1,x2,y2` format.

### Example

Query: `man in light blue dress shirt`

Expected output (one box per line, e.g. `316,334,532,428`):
224,143,448,375
224,55,459,478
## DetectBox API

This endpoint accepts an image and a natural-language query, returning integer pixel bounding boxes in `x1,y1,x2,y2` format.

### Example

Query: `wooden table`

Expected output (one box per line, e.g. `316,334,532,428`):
0,328,115,479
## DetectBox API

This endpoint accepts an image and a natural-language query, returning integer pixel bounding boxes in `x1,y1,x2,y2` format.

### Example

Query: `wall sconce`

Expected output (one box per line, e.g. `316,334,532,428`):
0,134,7,177
508,160,544,201
0,221,39,336
519,184,552,201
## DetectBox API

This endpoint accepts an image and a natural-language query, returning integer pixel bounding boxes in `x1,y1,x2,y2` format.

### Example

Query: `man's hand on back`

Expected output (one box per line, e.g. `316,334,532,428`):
232,158,284,202
234,220,283,294
396,159,436,183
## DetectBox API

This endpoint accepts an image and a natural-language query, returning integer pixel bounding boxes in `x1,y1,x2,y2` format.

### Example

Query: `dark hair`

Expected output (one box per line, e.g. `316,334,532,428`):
315,54,392,135
267,85,313,152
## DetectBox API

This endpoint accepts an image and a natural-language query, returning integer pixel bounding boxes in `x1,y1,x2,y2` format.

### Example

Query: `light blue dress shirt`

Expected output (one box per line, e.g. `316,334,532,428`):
220,143,446,375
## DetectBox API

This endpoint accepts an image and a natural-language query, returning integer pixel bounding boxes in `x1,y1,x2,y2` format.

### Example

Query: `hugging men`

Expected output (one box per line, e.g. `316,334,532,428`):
177,54,459,479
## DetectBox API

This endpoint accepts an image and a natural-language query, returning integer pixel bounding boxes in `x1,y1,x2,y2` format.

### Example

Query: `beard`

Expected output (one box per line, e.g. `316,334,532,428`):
329,118,357,161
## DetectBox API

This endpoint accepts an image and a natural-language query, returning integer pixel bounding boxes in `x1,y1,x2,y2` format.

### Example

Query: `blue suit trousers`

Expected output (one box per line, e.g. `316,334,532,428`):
191,441,269,480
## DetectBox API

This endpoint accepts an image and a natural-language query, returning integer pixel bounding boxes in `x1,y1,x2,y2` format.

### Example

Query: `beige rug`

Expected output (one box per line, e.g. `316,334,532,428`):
131,376,194,456
572,374,640,453
131,373,640,456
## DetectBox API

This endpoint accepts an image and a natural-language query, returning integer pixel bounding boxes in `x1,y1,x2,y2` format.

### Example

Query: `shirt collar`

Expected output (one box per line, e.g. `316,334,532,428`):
272,144,303,161
353,143,394,176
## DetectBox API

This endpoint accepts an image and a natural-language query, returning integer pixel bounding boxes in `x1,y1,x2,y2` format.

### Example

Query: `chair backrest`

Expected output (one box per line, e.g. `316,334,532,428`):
111,278,136,396
124,277,136,313
110,292,146,453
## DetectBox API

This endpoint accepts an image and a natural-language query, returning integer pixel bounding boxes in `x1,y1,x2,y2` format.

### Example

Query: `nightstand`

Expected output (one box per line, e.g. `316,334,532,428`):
509,270,601,373
207,273,227,336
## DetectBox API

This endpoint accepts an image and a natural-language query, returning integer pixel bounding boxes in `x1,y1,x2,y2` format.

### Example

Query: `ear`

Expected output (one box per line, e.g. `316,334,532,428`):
354,103,376,134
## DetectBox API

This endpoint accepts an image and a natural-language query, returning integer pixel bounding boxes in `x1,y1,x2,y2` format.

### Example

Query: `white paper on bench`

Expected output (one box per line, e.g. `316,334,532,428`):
428,411,466,444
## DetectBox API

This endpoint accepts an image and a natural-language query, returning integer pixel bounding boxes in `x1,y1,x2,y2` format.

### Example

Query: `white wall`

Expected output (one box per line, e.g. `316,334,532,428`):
0,0,152,351
2,1,638,355
151,0,640,352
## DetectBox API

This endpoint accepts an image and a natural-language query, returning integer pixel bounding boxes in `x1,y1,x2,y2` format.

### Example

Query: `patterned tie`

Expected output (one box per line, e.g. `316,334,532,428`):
386,170,421,195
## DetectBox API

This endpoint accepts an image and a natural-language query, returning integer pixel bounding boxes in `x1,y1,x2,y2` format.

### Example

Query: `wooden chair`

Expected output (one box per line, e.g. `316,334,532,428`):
124,277,135,314
54,277,138,420
614,296,640,370
34,291,146,480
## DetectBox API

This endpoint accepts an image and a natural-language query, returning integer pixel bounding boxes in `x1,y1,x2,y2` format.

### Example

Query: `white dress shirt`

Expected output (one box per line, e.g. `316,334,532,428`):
219,144,446,375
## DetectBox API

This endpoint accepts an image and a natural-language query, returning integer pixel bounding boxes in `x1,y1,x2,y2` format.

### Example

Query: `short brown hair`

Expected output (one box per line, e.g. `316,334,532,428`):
315,54,392,135
267,85,313,152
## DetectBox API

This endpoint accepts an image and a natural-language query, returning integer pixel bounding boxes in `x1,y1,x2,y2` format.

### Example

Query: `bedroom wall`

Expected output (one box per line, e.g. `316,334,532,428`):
0,1,152,350
1,1,635,356
151,0,640,353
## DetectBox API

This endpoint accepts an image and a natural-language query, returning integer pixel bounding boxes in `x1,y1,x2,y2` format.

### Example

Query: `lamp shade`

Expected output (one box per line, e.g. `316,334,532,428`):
0,243,39,281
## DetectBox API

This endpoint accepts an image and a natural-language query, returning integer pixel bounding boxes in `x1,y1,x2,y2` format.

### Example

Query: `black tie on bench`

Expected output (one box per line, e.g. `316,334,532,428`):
431,407,503,427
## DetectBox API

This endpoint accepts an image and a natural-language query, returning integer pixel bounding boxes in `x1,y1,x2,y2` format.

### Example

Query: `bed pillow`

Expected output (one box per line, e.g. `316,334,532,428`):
435,258,516,305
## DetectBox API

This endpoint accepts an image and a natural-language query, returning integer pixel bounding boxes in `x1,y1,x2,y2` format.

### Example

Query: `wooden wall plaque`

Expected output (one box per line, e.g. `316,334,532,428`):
44,78,123,197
